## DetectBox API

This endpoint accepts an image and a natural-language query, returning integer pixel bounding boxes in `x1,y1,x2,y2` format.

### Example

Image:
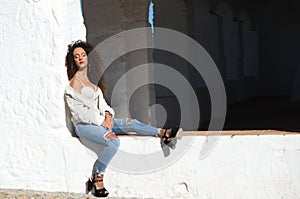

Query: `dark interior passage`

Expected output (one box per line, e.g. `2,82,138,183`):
82,0,300,131
224,97,300,131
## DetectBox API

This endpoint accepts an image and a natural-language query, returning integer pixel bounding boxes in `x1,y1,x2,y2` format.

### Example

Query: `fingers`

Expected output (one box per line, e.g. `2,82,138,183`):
107,123,113,131
105,124,113,132
107,121,114,131
101,119,114,132
105,132,118,140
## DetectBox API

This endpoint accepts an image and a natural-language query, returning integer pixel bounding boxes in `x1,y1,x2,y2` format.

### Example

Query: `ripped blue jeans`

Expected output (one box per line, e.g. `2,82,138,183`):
75,118,160,174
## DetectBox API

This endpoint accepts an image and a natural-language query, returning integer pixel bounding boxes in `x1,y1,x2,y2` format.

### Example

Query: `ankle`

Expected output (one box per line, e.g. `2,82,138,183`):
94,176,104,188
92,173,104,187
158,129,164,137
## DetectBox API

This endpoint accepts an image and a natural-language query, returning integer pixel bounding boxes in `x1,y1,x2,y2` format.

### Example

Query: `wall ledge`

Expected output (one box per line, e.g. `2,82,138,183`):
1,130,299,199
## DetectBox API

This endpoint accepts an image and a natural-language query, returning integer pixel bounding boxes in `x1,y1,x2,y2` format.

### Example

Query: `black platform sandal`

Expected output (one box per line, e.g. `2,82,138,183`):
86,173,109,197
93,174,109,198
85,176,93,194
162,127,183,145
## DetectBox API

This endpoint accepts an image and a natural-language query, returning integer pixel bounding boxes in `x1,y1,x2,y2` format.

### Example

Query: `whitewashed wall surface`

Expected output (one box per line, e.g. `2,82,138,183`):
0,0,299,199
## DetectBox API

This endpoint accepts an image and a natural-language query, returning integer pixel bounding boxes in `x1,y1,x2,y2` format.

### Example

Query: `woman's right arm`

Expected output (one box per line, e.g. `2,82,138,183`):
66,77,105,127
65,92,106,126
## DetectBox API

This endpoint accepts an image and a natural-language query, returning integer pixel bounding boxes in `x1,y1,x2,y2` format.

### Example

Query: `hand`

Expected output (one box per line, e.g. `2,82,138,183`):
101,114,114,131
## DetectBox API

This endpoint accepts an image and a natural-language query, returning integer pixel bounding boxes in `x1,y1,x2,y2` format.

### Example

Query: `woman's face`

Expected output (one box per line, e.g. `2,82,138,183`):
73,47,88,69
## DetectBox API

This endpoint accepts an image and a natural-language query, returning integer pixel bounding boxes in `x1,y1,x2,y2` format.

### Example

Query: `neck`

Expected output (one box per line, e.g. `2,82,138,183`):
77,66,88,78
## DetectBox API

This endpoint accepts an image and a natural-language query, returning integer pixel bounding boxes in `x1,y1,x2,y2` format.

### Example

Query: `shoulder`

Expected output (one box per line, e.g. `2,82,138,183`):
69,77,77,87
69,77,82,93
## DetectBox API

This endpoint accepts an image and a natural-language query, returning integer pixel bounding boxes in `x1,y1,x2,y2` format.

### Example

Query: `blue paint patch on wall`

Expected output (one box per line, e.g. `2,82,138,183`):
80,0,83,12
148,1,154,33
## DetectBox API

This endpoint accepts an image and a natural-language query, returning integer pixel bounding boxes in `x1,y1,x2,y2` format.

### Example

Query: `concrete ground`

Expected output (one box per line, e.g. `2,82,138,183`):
0,189,149,199
0,189,97,199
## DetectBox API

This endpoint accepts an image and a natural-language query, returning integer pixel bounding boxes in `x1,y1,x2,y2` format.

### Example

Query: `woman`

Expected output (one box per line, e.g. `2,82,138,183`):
64,40,182,197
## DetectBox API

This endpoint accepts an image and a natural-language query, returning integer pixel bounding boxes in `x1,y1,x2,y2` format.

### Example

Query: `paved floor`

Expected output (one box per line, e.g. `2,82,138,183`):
0,189,148,199
0,189,96,199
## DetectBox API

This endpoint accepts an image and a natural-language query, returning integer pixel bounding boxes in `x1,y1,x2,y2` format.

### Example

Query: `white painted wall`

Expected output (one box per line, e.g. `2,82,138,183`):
61,135,300,199
0,0,85,191
0,1,299,199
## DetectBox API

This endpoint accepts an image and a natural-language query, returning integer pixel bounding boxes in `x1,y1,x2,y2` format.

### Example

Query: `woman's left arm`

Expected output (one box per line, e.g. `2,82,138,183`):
98,90,115,117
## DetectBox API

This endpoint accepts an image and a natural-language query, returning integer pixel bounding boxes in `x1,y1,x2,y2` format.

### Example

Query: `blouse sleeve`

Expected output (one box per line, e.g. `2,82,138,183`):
98,89,115,117
65,92,105,126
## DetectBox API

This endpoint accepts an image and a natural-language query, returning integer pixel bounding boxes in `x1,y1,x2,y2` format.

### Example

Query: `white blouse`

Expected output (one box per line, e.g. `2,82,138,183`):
64,85,115,136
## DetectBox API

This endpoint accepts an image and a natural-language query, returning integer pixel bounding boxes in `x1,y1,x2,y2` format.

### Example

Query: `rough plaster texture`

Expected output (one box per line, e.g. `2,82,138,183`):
0,0,85,192
3,133,300,199
0,0,300,199
70,135,300,199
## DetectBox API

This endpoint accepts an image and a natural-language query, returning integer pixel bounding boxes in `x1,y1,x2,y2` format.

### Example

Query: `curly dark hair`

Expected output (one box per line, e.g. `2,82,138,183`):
65,40,93,80
65,40,106,93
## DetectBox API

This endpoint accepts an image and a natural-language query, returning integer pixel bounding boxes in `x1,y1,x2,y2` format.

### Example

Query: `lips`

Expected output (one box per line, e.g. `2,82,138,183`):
79,61,84,64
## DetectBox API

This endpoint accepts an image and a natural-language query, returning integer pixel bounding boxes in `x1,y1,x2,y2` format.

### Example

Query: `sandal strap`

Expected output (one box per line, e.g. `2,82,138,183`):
162,129,169,139
90,173,104,183
94,179,103,183
161,129,171,145
170,127,179,137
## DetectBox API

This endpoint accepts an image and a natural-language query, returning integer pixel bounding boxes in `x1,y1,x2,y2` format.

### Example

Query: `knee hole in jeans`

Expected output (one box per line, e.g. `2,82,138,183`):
106,136,120,148
104,132,118,140
121,118,135,125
